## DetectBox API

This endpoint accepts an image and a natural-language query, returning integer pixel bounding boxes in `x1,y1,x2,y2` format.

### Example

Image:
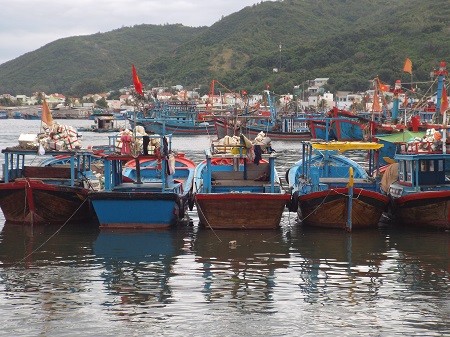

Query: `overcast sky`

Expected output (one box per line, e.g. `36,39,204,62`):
0,0,264,65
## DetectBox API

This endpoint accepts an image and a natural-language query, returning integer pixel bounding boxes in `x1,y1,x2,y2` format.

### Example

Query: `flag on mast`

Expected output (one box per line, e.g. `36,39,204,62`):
41,98,53,127
132,64,143,95
441,84,448,114
403,58,412,74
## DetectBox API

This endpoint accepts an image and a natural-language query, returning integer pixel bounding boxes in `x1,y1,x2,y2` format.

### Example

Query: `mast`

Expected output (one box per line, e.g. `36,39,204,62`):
435,61,448,123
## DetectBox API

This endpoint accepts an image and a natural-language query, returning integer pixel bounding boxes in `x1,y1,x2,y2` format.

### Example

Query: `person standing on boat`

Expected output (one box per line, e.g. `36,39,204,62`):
120,131,132,155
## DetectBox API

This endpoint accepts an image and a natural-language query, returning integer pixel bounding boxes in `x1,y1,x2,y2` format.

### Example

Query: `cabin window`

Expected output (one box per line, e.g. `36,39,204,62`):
406,161,412,182
420,160,427,172
417,159,446,185
399,161,405,181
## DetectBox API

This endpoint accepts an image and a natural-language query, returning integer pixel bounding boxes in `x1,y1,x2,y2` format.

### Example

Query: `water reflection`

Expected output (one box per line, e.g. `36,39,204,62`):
286,227,389,304
388,228,449,287
0,223,99,332
92,229,186,308
192,229,290,310
0,222,98,267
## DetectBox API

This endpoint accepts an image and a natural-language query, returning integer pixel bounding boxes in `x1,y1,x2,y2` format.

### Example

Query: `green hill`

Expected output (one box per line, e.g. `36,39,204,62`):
0,0,448,96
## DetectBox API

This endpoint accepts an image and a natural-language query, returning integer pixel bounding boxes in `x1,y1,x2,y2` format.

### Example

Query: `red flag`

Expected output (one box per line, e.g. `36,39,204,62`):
41,98,53,126
403,58,412,74
379,83,390,92
132,64,143,95
441,84,448,114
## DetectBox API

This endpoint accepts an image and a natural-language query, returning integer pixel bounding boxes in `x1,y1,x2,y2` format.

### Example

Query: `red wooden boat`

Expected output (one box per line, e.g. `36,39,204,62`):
0,148,97,225
193,142,290,230
390,191,450,229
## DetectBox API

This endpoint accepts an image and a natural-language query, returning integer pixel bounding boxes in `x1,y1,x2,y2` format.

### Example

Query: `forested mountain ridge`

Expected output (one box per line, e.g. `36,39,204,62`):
0,0,448,96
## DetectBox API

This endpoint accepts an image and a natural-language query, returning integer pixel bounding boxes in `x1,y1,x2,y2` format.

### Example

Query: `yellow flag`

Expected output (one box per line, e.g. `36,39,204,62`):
41,98,53,126
403,58,412,74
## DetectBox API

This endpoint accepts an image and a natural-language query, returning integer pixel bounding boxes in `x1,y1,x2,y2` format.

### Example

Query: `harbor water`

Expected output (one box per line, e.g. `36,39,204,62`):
0,119,449,336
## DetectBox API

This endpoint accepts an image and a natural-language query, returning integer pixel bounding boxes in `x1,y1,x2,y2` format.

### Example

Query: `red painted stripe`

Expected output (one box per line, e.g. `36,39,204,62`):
196,193,290,201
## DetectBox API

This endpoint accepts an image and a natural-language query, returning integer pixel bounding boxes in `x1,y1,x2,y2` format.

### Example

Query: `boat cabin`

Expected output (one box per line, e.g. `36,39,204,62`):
389,142,450,197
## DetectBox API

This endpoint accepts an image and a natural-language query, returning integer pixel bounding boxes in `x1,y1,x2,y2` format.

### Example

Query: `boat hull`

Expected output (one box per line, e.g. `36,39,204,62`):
132,119,215,135
195,193,289,229
298,188,389,229
90,192,183,229
391,191,450,229
0,179,92,225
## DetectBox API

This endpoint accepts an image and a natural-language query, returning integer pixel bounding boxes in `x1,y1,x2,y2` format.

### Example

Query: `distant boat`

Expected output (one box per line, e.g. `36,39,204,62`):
214,90,312,141
78,113,123,133
89,133,196,229
128,100,215,135
12,111,23,119
286,141,389,230
0,110,7,119
193,135,290,229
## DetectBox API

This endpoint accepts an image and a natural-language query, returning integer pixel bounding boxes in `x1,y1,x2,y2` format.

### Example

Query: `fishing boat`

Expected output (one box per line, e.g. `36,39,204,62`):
381,60,449,229
286,141,389,230
214,90,312,141
128,100,216,135
89,133,195,229
382,130,450,229
78,113,124,133
193,135,290,229
0,147,98,225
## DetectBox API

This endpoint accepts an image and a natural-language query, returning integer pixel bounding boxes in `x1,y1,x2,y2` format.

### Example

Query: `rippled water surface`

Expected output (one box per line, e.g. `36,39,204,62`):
0,119,449,336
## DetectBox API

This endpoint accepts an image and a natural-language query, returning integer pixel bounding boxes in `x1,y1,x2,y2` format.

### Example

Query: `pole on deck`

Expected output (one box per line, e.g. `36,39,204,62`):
346,167,354,232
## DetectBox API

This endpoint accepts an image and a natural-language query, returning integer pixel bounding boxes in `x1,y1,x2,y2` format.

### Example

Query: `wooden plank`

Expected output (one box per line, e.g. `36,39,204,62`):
23,166,72,179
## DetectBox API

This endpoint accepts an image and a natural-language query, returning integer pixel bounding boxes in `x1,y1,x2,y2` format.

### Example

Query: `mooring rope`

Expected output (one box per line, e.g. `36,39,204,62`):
300,187,365,222
14,197,89,266
194,195,222,243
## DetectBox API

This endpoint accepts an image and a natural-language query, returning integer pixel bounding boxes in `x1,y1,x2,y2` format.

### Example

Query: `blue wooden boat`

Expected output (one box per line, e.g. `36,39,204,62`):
383,134,450,229
128,100,215,135
193,137,290,229
12,111,23,119
89,133,196,229
286,141,389,230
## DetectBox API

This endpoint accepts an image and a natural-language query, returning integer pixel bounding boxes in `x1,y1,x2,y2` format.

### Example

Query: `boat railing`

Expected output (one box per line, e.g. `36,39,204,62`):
1,148,95,186
210,143,247,156
397,141,444,154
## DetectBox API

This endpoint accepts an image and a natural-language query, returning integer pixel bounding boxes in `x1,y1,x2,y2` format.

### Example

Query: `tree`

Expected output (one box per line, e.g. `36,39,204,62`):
96,97,108,109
